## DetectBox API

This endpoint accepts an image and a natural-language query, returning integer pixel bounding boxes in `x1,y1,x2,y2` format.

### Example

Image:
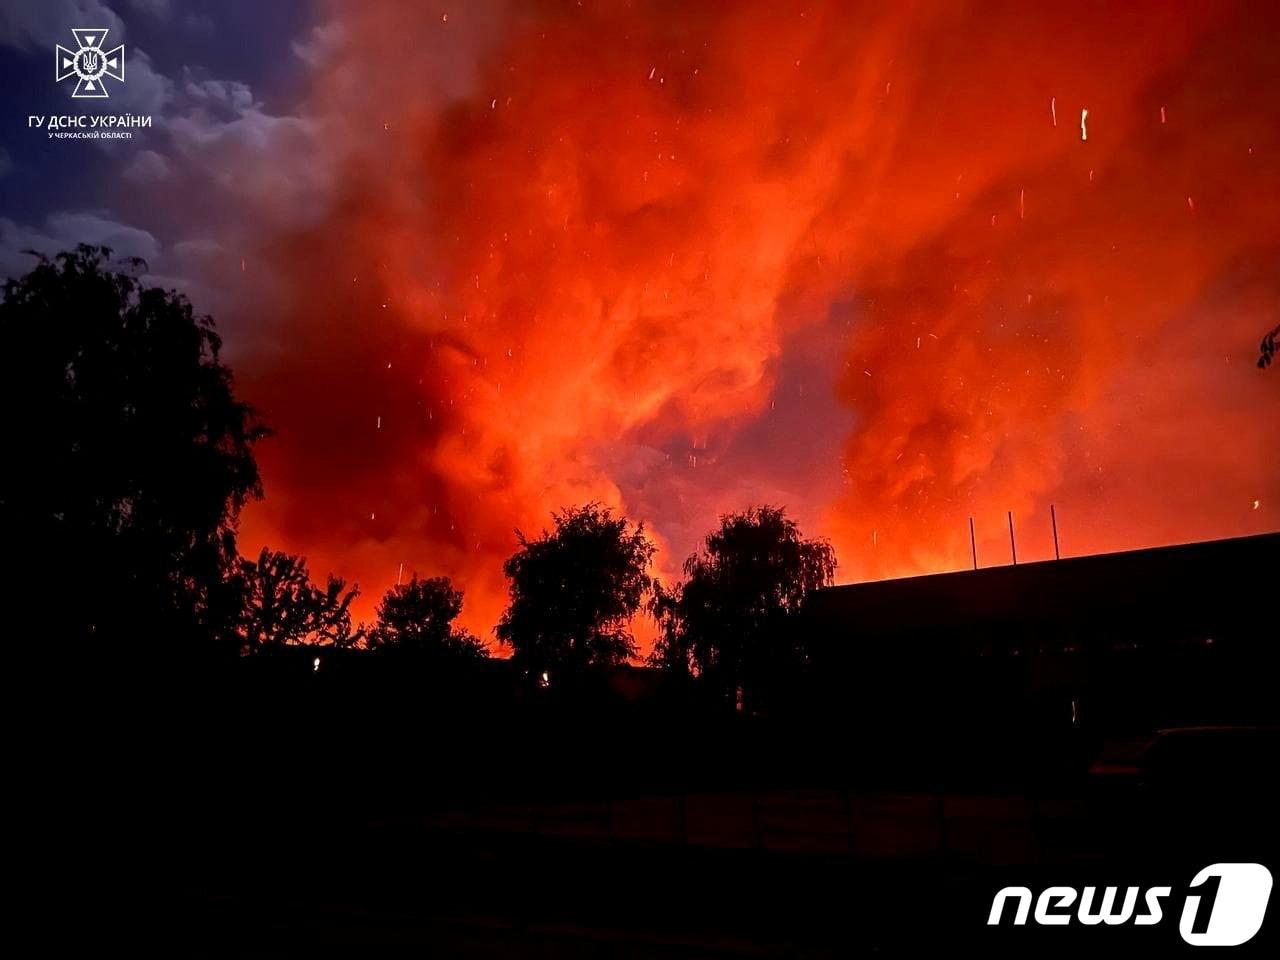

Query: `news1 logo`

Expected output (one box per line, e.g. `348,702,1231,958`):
988,863,1273,946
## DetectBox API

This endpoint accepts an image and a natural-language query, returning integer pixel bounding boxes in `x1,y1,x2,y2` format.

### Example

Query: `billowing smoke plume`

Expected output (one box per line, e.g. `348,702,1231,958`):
233,0,1280,642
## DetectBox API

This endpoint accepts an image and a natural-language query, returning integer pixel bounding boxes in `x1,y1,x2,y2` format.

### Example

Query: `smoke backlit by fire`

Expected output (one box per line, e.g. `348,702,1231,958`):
236,1,1280,645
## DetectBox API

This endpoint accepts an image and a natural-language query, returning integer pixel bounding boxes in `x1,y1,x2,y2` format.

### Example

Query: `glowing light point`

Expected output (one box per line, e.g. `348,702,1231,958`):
1080,108,1088,141
313,657,320,672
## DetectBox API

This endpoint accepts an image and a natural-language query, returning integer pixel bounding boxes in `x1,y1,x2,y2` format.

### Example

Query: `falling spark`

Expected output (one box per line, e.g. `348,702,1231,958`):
1187,196,1195,212
1160,106,1167,124
1050,96,1057,127
1080,108,1088,141
312,657,321,673
240,257,246,273
397,562,404,584
376,415,382,430
1253,499,1261,510
1019,188,1025,221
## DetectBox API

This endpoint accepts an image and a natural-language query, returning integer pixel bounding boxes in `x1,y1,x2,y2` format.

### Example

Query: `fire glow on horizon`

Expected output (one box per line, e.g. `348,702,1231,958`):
233,1,1280,644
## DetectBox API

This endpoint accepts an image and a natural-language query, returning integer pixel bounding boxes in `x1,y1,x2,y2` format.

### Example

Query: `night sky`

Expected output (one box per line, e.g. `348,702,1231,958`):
2,1,1277,644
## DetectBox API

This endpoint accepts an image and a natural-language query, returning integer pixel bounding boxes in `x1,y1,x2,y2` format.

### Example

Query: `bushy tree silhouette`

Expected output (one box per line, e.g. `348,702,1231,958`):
498,504,655,678
368,575,488,659
235,547,358,653
0,246,264,651
1260,324,1279,369
651,506,835,712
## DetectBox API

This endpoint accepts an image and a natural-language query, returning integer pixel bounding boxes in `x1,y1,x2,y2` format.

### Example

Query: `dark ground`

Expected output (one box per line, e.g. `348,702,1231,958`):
27,668,1278,957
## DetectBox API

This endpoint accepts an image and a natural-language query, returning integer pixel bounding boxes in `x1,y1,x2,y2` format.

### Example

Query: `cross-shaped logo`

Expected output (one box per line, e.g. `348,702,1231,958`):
55,28,124,99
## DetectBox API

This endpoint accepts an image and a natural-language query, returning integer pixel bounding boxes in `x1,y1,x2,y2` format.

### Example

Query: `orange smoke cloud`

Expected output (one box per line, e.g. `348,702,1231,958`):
235,1,1280,646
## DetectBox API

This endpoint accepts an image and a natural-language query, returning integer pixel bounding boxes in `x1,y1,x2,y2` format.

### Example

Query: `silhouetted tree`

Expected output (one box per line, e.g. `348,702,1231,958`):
235,547,359,653
648,580,691,675
368,575,488,659
651,506,835,713
0,246,265,651
1260,324,1279,369
497,504,655,678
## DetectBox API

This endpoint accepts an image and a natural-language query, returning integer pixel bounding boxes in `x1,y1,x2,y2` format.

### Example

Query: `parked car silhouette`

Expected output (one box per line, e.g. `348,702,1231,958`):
1138,725,1278,794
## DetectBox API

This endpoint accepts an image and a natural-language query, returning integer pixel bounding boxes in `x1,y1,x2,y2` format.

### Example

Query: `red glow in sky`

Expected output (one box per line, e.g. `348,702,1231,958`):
234,1,1279,645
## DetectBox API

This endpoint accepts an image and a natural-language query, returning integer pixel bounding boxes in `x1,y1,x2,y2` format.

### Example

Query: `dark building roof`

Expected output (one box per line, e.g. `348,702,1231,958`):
807,532,1278,646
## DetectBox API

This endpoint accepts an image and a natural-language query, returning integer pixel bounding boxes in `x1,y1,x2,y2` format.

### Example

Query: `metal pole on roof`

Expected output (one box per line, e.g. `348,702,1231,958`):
969,517,978,570
1051,504,1061,560
1008,511,1018,565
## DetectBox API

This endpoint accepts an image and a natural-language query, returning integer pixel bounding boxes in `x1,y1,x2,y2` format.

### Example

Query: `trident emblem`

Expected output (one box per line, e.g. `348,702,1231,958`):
55,28,124,99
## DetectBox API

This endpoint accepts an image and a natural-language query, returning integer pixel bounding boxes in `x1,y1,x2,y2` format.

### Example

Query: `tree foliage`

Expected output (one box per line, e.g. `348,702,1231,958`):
651,506,835,711
235,547,359,653
1260,324,1279,369
0,246,265,648
368,575,488,660
497,504,655,676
